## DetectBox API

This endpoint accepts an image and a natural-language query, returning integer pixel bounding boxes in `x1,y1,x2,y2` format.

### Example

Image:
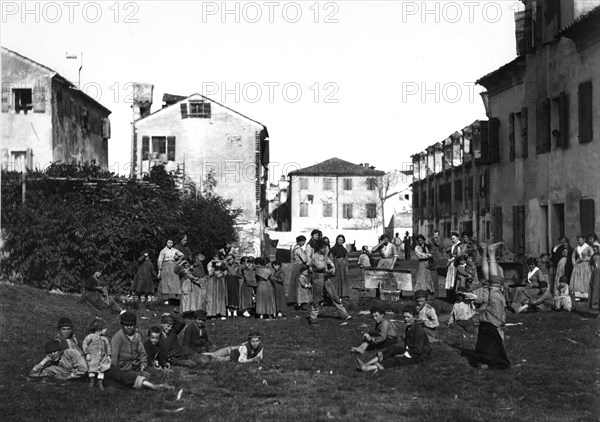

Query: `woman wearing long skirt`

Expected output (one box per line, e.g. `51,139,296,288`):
224,255,240,317
255,258,276,318
181,254,206,314
329,235,350,299
288,236,308,307
588,253,600,310
238,257,256,317
570,235,593,299
444,232,462,302
414,235,435,295
157,239,184,302
206,263,228,319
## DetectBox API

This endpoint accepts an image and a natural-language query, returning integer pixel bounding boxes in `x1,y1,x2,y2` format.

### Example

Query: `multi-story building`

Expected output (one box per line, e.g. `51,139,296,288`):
411,1,599,261
131,90,270,256
1,47,111,171
288,157,385,245
476,0,599,259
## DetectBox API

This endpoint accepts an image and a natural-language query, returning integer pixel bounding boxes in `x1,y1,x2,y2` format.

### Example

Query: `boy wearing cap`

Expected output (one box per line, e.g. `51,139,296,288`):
30,339,87,380
55,317,84,356
202,331,264,363
159,313,210,367
183,310,212,354
356,305,431,372
111,312,148,373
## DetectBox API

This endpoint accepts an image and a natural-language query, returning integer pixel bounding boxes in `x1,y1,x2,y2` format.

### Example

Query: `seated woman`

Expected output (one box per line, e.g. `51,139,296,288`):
350,305,398,354
202,331,263,363
506,257,546,311
81,267,124,314
356,304,431,372
512,281,553,313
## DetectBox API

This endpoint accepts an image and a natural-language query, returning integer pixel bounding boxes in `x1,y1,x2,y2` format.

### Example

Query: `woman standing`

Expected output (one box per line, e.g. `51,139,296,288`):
305,230,322,266
157,239,184,304
288,235,308,307
414,235,435,296
444,232,462,302
588,253,600,310
570,235,593,300
329,235,350,299
174,235,192,263
255,257,276,319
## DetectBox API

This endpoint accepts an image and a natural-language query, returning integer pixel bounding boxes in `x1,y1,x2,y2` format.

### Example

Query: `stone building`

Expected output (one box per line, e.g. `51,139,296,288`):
131,90,270,256
476,0,600,259
1,47,111,171
288,158,385,246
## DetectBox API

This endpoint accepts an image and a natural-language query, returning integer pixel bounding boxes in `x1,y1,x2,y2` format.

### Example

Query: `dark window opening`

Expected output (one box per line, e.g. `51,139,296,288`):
13,89,33,113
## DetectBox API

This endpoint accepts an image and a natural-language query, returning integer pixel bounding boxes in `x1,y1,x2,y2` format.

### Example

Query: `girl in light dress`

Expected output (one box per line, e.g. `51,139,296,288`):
570,235,593,299
553,276,572,312
82,317,111,390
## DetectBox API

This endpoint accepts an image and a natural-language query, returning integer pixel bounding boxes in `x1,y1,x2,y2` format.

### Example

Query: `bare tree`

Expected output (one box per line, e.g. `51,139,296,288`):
373,170,403,235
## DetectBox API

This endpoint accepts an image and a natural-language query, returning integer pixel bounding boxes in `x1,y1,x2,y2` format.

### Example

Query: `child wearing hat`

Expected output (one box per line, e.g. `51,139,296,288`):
159,313,210,367
183,310,212,354
82,317,111,390
202,331,264,363
111,311,148,374
448,288,476,333
55,317,84,356
30,339,87,380
414,290,439,342
356,304,431,372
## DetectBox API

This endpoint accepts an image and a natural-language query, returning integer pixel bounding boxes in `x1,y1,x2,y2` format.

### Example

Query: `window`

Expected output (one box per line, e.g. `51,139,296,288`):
438,183,451,203
323,203,333,217
536,98,551,154
578,81,593,144
299,203,308,217
10,150,27,172
13,89,32,113
342,204,353,219
149,136,176,161
343,178,353,190
323,178,333,191
466,177,473,199
454,180,463,201
366,203,377,219
142,136,150,160
557,91,569,149
188,101,211,118
509,112,515,161
520,107,528,158
367,178,377,190
299,178,308,190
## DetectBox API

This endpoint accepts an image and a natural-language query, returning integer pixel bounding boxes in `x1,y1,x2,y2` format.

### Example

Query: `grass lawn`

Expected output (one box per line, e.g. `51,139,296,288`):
1,262,599,422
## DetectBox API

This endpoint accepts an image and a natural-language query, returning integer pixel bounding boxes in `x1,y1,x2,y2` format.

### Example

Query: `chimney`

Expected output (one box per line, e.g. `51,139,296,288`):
364,163,369,168
131,83,154,120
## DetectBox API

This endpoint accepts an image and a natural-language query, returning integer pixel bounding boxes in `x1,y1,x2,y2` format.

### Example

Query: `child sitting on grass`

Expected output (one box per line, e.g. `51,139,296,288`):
144,326,170,370
414,290,439,342
553,276,572,312
55,317,83,356
30,339,87,381
447,288,475,333
159,313,210,367
183,310,212,354
82,317,111,390
351,304,398,354
202,331,264,363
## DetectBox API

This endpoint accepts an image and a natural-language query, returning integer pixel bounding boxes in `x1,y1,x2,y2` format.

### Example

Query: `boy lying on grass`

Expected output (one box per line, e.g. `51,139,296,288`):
30,339,87,381
202,331,264,363
356,304,431,372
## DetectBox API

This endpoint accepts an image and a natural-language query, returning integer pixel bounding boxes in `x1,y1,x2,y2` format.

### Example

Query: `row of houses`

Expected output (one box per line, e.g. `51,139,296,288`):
411,0,600,261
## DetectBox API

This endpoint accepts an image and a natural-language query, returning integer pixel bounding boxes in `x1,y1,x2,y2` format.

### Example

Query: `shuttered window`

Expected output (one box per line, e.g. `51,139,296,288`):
167,136,176,161
509,112,515,161
578,81,593,144
180,103,188,119
323,203,333,217
33,81,46,113
366,203,377,219
558,91,569,149
343,178,353,190
520,107,528,158
580,199,595,236
343,204,353,219
536,98,551,153
299,178,308,190
488,117,500,163
142,136,150,160
299,203,308,217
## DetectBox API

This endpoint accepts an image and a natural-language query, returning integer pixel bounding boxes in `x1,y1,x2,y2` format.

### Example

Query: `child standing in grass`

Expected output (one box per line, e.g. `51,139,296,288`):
205,263,228,319
270,260,286,318
131,251,157,303
296,265,312,310
358,246,372,291
82,317,111,390
202,331,264,363
414,290,439,342
55,317,83,356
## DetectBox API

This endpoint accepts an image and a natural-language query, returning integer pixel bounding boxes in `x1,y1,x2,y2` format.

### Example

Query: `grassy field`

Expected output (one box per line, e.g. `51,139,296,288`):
1,263,599,422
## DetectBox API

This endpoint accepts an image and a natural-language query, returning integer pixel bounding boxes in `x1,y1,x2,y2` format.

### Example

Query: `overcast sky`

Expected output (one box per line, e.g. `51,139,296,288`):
2,1,519,179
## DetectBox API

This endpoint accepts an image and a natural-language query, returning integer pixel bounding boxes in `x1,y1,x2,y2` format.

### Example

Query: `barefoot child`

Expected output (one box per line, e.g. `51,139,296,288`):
30,339,87,381
203,331,264,363
82,317,111,390
351,305,398,354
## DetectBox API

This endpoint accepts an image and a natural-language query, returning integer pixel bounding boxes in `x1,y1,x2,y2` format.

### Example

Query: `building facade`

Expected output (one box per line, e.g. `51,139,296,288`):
1,47,111,171
132,91,270,256
477,0,600,259
288,158,385,246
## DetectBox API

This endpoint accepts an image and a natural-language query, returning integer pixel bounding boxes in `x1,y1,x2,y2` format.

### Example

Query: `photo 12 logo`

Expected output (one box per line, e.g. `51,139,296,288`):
202,81,340,104
200,1,340,24
1,1,140,24
400,1,523,24
402,82,479,104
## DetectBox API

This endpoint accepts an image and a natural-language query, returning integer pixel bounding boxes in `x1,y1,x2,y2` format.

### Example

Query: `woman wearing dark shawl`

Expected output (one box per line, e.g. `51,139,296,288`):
329,234,350,299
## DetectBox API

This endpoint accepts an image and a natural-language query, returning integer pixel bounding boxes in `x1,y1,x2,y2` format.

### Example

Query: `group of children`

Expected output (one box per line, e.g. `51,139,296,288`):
132,250,288,320
30,312,265,391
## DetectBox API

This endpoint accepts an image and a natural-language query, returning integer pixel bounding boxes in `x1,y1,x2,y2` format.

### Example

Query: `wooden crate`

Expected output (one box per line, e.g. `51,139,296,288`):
365,269,413,292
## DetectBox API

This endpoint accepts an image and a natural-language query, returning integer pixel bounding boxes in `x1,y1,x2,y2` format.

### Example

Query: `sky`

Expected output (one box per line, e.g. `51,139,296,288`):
1,1,520,179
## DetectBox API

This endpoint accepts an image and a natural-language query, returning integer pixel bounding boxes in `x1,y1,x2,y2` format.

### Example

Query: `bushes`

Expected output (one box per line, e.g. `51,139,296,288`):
1,164,240,293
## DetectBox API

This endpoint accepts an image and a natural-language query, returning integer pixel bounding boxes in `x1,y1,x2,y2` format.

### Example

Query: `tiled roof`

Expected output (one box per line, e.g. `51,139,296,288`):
558,5,600,37
476,56,526,87
289,157,385,176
